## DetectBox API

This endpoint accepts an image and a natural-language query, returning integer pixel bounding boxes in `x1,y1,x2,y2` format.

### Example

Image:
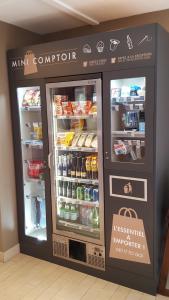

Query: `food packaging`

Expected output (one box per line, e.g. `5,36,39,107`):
77,133,87,147
64,132,75,146
91,135,98,148
27,160,44,179
62,101,73,116
89,104,97,115
70,119,84,130
22,89,41,107
53,95,68,116
85,133,95,148
71,133,81,147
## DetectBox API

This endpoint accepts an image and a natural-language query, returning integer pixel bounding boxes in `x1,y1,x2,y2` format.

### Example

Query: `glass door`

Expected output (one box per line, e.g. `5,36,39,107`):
103,68,154,171
17,86,47,241
46,78,104,245
111,76,146,163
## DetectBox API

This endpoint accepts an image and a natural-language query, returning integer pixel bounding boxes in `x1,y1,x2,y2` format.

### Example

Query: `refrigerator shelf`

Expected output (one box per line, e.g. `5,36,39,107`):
58,219,100,233
24,178,44,184
22,140,43,148
58,196,99,207
20,106,41,112
112,131,145,138
55,114,97,120
56,176,98,185
55,146,97,152
112,96,145,103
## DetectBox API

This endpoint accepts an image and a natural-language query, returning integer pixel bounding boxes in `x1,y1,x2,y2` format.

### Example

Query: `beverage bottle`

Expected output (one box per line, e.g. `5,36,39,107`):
62,155,68,177
58,180,63,196
58,155,63,176
67,181,72,198
86,156,92,179
79,185,85,201
91,207,99,228
91,156,98,179
87,207,93,226
81,157,87,179
76,156,81,178
81,206,88,225
70,204,78,222
64,203,70,220
63,181,67,197
59,202,65,219
67,154,72,177
71,156,76,178
72,182,77,199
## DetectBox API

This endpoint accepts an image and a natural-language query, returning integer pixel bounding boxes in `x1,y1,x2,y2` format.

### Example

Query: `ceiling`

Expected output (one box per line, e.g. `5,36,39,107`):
0,0,169,34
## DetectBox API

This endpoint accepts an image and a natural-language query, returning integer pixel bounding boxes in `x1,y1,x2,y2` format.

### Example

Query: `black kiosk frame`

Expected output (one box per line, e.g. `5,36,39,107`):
7,24,169,295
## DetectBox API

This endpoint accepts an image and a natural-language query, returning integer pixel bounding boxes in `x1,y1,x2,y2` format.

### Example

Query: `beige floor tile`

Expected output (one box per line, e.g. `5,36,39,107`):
0,254,167,300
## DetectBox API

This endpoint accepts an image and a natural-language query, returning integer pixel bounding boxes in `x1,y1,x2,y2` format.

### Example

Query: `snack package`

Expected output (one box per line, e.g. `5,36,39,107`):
85,133,95,148
71,133,81,147
70,119,84,131
56,133,66,146
22,89,40,107
114,142,128,155
64,132,75,146
53,95,68,116
82,101,92,114
62,101,73,116
89,104,97,115
71,101,81,115
91,136,98,148
77,133,87,147
33,90,41,106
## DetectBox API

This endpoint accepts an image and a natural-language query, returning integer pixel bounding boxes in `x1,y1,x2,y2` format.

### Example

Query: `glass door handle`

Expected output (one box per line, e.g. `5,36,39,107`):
48,152,53,169
105,152,109,160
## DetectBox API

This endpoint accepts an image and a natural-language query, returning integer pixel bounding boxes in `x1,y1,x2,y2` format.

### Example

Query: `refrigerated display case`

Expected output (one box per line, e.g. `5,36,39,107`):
17,86,47,241
7,24,169,294
46,78,105,268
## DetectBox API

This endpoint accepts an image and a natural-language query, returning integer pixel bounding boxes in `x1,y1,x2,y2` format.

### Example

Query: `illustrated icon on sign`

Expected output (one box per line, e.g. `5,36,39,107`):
110,39,120,52
127,34,133,50
123,182,133,195
111,57,116,64
96,41,104,53
83,44,92,54
138,35,152,45
83,61,88,67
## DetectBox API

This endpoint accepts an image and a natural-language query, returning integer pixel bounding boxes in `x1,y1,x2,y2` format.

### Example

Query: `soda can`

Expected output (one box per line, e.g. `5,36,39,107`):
93,188,99,202
84,187,93,201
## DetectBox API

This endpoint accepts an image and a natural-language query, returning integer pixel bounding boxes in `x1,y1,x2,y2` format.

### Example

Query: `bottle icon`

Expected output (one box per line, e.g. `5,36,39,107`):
76,156,81,178
58,155,63,176
81,157,87,179
127,34,133,50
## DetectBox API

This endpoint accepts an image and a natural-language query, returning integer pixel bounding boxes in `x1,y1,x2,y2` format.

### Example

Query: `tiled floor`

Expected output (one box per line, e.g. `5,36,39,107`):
0,254,168,300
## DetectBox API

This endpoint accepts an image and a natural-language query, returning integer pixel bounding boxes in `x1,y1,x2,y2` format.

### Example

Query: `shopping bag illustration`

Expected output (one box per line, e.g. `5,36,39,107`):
109,207,150,264
24,50,38,75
